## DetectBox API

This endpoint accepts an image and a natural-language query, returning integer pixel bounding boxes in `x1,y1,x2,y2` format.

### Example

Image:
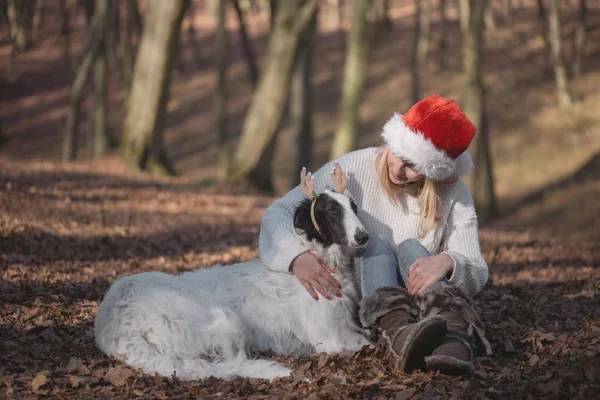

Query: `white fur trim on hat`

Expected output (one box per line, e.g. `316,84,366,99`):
381,113,473,181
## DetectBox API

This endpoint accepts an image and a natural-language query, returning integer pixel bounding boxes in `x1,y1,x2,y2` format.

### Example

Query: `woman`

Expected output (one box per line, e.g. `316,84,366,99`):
258,94,492,376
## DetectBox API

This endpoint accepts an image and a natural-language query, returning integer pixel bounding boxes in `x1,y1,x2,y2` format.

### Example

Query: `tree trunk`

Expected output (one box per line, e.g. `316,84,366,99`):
502,0,511,25
186,2,204,65
59,0,71,69
247,0,278,191
92,33,108,156
7,0,28,51
273,10,316,195
483,0,495,31
120,0,189,173
31,0,43,43
536,0,551,63
232,0,258,85
227,0,319,183
547,0,571,109
126,0,143,42
412,0,431,104
437,0,447,67
62,0,111,161
216,0,229,178
459,0,469,34
105,0,119,71
330,0,369,159
573,0,587,76
369,0,391,30
461,0,498,221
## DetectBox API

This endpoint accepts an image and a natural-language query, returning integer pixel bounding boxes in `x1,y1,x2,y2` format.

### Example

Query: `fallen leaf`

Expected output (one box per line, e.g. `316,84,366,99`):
528,354,540,367
395,388,417,400
105,366,132,387
585,356,600,382
1,375,13,388
66,357,84,373
31,372,46,392
69,375,82,388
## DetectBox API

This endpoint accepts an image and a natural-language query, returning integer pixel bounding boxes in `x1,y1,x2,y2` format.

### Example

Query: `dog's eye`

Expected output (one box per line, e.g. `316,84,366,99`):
328,208,340,215
351,202,358,214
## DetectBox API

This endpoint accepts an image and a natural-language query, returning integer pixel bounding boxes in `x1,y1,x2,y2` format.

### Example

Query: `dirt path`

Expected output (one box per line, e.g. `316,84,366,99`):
1,158,598,399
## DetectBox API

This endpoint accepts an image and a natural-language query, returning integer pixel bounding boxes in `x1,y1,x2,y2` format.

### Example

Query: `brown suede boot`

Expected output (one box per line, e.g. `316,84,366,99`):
417,282,492,376
359,286,448,372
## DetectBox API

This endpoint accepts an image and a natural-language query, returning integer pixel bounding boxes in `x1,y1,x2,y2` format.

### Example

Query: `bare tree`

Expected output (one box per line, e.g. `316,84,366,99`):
216,0,229,178
573,0,587,76
227,0,319,183
7,0,28,51
62,0,112,161
31,0,43,43
59,0,71,69
232,0,258,85
536,0,551,62
412,0,431,104
502,0,512,25
547,0,571,109
330,0,369,159
461,0,498,221
126,0,143,41
273,9,317,194
437,0,448,67
120,0,189,173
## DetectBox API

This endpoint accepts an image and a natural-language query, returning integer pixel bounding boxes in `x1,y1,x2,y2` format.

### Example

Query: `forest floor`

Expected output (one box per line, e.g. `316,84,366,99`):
1,0,600,398
1,157,599,399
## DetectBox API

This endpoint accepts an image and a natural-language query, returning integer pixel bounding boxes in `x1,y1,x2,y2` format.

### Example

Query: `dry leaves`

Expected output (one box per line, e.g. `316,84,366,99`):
1,158,599,399
105,365,132,387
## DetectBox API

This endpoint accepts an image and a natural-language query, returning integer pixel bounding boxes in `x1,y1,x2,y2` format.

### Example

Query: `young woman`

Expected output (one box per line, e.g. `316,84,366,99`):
258,94,492,376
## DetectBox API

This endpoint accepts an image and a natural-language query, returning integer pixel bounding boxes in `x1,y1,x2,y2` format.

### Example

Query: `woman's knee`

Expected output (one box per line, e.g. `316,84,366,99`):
396,238,431,260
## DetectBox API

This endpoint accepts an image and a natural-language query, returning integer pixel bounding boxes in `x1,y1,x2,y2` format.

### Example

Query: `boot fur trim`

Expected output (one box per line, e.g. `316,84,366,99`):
359,286,418,329
424,354,474,376
417,282,492,356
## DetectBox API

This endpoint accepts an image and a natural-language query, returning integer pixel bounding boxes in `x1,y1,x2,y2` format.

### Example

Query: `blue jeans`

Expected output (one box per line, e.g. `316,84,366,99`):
357,234,433,297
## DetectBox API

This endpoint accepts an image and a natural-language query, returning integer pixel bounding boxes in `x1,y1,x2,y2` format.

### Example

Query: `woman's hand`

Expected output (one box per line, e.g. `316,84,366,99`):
407,253,454,296
290,251,341,301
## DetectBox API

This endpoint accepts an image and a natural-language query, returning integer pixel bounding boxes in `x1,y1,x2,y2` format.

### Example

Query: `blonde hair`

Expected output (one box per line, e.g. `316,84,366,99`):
375,145,442,238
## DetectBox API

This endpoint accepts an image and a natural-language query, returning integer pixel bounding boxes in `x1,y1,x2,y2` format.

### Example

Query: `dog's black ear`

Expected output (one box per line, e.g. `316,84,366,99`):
293,198,314,235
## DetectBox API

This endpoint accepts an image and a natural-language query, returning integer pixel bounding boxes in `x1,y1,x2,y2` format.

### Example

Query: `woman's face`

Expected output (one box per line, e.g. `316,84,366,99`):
387,150,425,186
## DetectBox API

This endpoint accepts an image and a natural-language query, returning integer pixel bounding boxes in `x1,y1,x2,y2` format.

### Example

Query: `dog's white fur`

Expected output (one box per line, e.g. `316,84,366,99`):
94,190,369,381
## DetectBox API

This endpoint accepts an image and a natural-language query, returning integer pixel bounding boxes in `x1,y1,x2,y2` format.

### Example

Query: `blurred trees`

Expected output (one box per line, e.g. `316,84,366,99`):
4,0,598,218
120,0,189,173
227,0,319,183
216,0,229,178
63,0,113,161
330,0,368,159
461,0,498,221
548,0,572,109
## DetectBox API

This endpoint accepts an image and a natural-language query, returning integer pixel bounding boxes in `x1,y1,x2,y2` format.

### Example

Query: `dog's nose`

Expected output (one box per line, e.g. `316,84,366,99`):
354,231,369,246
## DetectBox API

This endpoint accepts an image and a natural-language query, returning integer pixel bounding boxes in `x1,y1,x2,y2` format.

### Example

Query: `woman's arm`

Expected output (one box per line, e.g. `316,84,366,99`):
441,180,489,298
258,149,373,273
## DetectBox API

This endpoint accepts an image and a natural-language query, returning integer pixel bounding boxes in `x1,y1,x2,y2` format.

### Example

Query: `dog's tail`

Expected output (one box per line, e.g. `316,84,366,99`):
138,353,292,381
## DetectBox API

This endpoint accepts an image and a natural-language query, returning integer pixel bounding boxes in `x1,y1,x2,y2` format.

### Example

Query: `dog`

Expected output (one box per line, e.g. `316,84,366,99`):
94,166,370,381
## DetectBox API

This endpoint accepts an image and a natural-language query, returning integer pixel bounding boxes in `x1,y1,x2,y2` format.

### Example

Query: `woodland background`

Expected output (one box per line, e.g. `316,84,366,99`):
1,0,599,399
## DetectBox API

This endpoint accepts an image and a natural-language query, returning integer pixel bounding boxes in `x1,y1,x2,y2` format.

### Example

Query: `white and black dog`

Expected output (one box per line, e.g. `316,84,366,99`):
94,170,370,381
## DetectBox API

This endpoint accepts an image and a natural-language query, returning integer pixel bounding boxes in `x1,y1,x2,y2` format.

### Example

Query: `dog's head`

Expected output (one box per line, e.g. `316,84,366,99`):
293,189,369,251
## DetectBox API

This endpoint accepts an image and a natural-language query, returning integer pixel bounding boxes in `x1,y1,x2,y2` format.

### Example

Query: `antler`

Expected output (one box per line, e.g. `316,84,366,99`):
331,162,348,193
300,167,317,199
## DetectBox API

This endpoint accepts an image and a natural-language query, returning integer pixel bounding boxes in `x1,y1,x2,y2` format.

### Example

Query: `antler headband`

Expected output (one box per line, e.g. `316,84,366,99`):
300,163,349,232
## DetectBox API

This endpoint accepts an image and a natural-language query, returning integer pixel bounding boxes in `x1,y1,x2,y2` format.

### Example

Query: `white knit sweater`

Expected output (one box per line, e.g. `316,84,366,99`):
258,148,488,298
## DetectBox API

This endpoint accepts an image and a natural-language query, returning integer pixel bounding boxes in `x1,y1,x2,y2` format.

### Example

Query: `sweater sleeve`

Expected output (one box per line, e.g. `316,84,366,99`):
259,150,371,273
441,179,489,298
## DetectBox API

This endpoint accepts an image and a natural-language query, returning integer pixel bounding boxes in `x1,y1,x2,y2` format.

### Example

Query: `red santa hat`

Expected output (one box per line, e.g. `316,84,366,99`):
381,94,476,181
